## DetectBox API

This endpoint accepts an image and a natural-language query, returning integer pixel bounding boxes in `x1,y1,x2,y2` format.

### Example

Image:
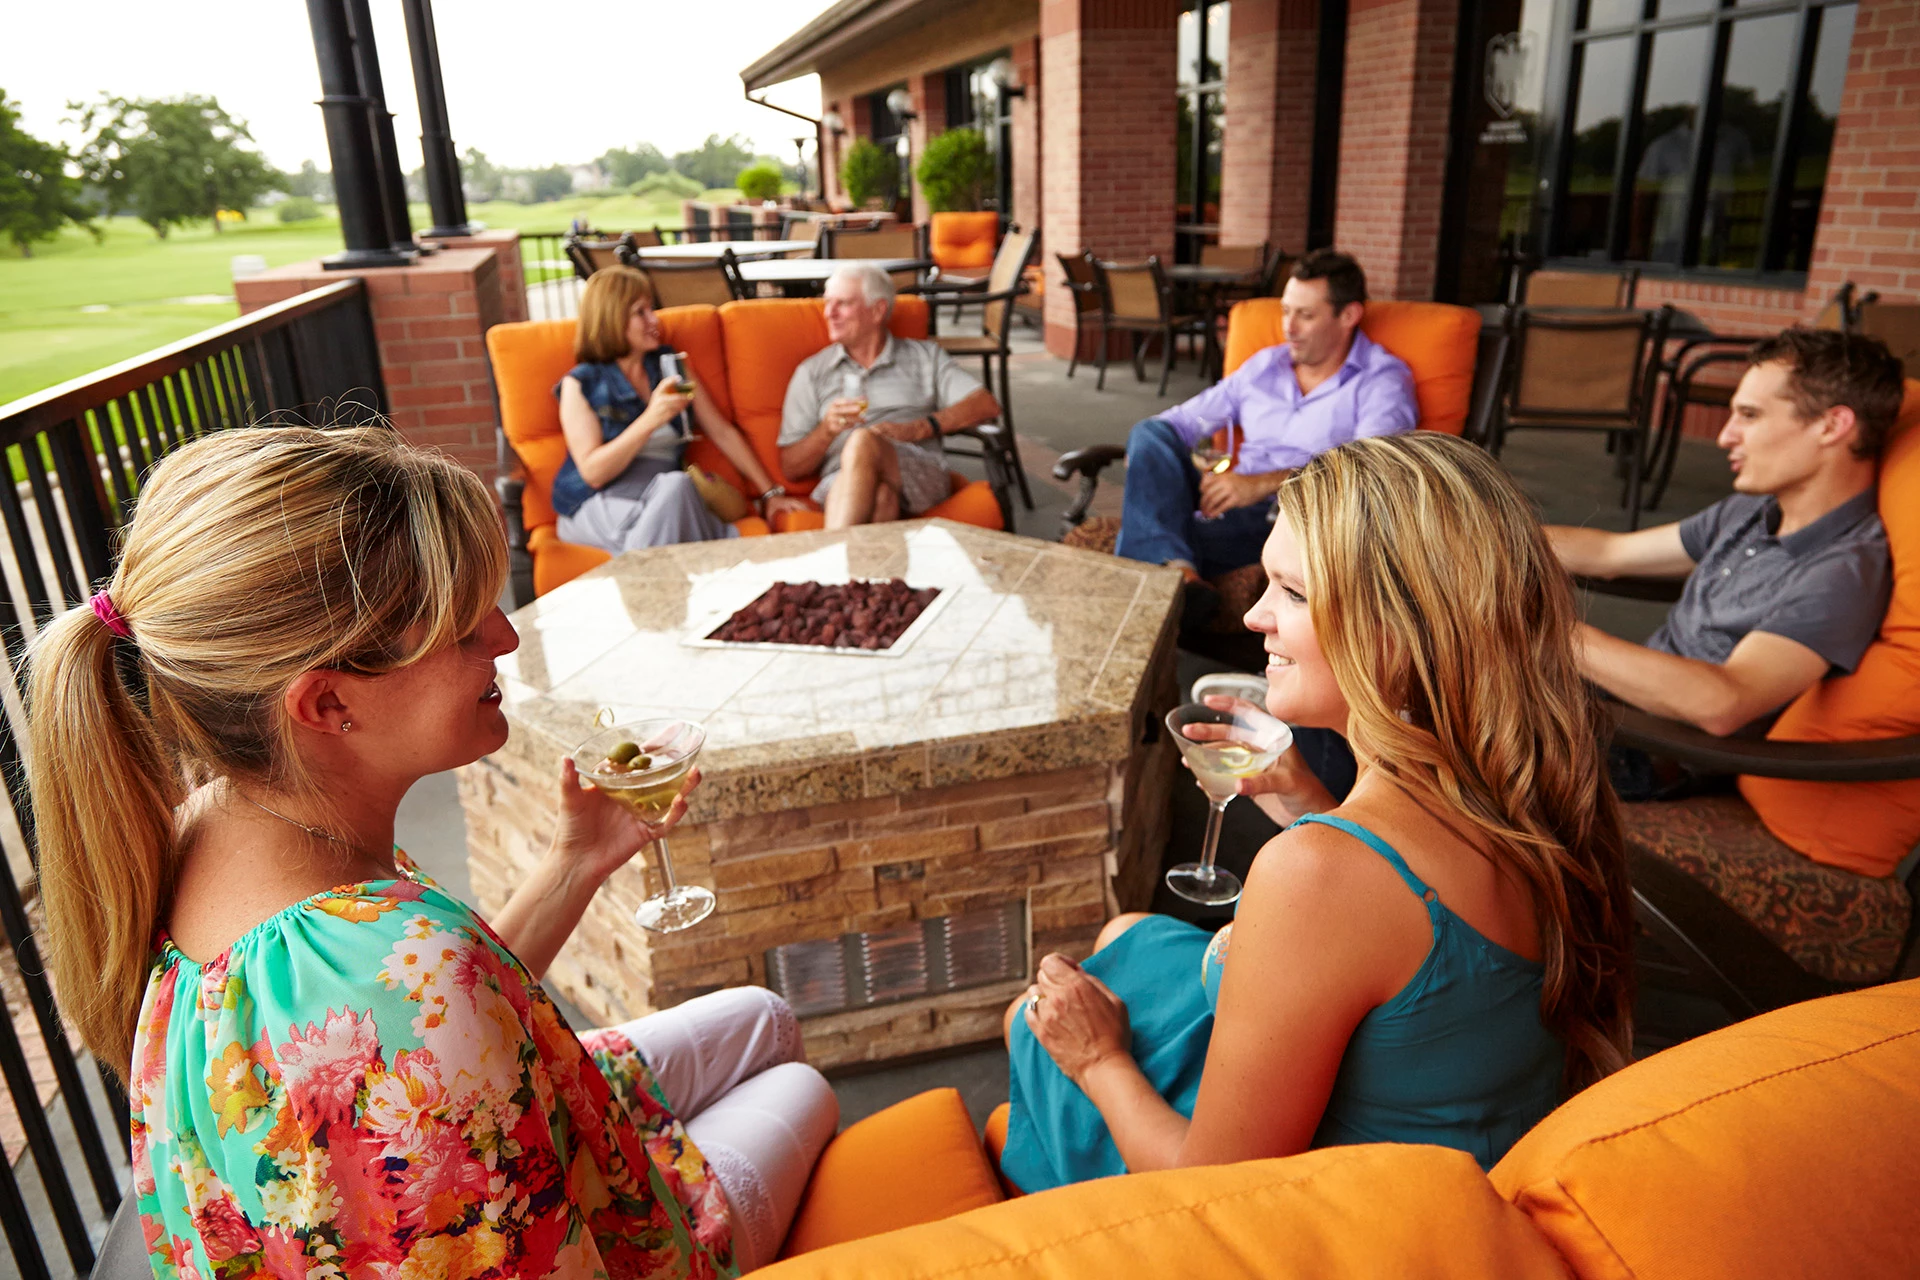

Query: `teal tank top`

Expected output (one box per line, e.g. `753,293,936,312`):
1203,813,1563,1169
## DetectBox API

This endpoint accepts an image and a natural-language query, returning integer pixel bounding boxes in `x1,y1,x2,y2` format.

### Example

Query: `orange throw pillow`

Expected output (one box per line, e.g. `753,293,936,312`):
1739,380,1920,877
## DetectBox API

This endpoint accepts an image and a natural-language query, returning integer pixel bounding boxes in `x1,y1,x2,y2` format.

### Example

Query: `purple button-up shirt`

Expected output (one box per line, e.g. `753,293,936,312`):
1159,330,1418,473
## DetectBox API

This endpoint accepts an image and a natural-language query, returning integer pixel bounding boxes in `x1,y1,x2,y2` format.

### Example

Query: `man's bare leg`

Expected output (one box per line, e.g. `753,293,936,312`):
824,429,901,528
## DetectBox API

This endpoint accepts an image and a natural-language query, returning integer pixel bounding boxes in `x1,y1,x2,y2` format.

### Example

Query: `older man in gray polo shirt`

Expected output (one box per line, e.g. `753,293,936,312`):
779,263,1002,528
1550,329,1905,775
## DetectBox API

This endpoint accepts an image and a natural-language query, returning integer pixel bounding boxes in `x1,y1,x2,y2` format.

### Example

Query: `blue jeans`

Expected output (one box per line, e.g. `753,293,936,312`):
1112,417,1273,577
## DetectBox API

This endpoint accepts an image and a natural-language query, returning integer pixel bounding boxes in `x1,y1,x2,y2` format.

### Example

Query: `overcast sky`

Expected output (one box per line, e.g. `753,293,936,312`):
3,1,837,172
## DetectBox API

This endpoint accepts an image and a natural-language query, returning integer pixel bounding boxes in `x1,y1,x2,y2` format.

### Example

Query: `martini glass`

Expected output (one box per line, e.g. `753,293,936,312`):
573,718,714,932
1163,699,1293,905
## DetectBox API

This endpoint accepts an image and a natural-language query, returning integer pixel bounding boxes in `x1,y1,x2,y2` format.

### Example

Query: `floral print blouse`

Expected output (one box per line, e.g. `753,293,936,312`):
129,853,736,1280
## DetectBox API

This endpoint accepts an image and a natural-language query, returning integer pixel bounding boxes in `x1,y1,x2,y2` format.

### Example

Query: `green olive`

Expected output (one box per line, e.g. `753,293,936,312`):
607,740,642,765
633,754,653,771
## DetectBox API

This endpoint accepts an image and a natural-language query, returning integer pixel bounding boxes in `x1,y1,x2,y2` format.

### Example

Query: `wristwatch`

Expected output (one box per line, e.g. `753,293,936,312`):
756,484,787,509
922,416,941,442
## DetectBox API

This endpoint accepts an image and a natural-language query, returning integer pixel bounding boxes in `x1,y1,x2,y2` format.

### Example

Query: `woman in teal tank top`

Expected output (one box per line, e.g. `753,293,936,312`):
1003,433,1636,1191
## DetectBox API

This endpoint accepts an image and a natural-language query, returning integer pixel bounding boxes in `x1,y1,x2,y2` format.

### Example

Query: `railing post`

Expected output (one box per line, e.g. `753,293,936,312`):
401,0,476,239
305,0,413,269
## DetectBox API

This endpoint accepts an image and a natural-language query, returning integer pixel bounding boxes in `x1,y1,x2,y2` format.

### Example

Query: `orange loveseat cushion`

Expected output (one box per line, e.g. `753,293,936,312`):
716,295,933,501
930,212,1000,274
1739,379,1920,877
764,1144,1568,1279
1222,297,1481,436
779,1088,1003,1259
1492,977,1920,1280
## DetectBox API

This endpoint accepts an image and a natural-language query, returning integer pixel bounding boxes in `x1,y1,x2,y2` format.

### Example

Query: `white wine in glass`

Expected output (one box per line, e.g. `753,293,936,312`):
573,719,713,931
1163,700,1293,905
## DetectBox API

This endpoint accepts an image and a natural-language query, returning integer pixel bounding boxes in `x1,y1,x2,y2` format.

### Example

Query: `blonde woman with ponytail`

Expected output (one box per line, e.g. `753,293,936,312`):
1002,432,1634,1192
27,426,836,1277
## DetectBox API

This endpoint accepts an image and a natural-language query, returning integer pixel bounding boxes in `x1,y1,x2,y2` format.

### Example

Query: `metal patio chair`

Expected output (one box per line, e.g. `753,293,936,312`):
618,243,747,308
1091,256,1200,395
935,228,1038,511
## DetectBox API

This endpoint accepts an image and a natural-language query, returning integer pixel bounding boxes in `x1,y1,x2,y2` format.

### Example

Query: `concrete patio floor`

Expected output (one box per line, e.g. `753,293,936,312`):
397,325,1739,1132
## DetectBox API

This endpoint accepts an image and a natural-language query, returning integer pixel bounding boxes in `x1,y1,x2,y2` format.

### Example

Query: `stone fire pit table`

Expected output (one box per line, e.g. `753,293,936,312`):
458,519,1180,1068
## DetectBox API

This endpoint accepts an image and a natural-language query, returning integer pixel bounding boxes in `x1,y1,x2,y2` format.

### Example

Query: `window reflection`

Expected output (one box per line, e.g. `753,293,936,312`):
1784,3,1856,271
1562,35,1634,257
1698,14,1796,269
1583,0,1641,29
1626,24,1712,263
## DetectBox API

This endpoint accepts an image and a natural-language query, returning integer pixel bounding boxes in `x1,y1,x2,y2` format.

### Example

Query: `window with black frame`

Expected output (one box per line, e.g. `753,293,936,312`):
943,54,1014,214
1177,1,1230,257
1552,0,1856,276
867,86,908,206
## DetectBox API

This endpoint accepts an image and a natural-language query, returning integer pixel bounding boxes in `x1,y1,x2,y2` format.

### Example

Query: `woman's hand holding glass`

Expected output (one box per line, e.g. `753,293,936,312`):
1185,694,1334,824
1024,953,1131,1086
551,756,702,886
637,378,692,436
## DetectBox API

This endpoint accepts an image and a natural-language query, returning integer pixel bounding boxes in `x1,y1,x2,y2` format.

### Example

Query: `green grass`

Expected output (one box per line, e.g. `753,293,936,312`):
0,190,706,406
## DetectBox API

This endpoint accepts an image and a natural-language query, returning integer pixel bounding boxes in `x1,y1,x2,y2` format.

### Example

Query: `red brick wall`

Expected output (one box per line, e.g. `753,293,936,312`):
1039,0,1182,356
1220,0,1318,253
1011,36,1043,237
1334,0,1457,300
909,73,946,223
234,246,513,482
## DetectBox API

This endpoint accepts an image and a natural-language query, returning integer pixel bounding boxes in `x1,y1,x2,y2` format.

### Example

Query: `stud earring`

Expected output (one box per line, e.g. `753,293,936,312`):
340,721,353,733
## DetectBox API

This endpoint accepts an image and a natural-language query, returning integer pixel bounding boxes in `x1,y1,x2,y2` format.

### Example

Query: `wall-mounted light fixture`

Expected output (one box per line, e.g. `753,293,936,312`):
984,56,1026,98
884,87,917,123
823,109,846,137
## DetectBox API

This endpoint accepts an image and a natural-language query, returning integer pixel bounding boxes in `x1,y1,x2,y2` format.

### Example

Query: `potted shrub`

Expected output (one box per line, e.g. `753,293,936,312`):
916,127,992,213
841,138,893,210
736,163,783,204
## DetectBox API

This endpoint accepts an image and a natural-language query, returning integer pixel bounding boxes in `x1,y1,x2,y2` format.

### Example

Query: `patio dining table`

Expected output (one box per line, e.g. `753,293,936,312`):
1165,264,1261,382
632,240,814,261
736,256,934,297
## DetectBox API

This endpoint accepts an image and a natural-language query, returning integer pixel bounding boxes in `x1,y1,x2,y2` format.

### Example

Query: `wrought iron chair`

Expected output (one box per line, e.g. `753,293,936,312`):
822,222,927,290
1519,266,1640,307
1488,304,1673,529
1057,251,1105,379
617,243,746,307
1090,256,1199,395
934,228,1038,511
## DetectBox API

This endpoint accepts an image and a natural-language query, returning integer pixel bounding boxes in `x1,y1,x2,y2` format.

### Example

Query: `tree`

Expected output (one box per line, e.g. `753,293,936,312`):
526,164,573,202
672,133,756,191
916,127,993,212
461,147,503,202
70,94,281,237
285,159,333,203
0,90,95,256
598,142,669,187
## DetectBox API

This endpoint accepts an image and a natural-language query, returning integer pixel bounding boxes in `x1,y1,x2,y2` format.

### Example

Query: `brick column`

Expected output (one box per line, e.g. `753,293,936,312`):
907,73,947,225
1040,0,1183,358
1219,0,1319,253
1010,37,1043,236
1333,0,1458,300
416,228,527,323
1804,0,1920,303
234,245,512,483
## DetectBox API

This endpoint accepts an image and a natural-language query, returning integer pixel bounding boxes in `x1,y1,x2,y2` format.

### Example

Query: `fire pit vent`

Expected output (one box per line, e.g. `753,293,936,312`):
766,900,1027,1018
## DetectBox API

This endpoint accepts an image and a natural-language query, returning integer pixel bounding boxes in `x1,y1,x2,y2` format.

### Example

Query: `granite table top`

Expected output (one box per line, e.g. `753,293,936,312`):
494,520,1181,823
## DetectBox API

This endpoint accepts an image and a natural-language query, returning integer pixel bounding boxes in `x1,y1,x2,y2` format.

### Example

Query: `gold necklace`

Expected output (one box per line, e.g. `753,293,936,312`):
238,791,361,852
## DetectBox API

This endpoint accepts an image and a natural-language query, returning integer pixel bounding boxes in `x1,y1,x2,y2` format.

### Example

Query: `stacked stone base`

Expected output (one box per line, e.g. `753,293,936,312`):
461,736,1173,1068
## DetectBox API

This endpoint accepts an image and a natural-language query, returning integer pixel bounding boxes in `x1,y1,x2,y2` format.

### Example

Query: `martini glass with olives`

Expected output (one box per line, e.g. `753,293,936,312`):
572,718,713,931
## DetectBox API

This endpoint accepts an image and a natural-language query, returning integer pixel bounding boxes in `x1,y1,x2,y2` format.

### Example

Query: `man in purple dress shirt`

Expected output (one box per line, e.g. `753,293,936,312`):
1113,250,1418,607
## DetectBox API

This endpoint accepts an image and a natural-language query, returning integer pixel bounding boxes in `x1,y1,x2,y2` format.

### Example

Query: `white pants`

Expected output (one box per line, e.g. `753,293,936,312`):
625,987,839,1271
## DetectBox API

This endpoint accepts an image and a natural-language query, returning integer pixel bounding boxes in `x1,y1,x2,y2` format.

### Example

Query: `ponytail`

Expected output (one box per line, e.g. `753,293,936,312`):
26,601,181,1078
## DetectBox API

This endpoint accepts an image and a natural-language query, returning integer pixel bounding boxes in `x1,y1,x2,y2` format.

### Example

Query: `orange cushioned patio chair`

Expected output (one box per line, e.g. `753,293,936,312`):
489,295,1009,603
1050,297,1481,661
767,977,1920,1277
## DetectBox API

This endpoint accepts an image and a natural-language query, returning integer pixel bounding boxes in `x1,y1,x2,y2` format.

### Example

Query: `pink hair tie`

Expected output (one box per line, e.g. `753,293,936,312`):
90,591,133,641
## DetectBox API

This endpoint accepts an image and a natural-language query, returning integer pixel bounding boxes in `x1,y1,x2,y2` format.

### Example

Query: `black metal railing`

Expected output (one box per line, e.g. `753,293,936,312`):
0,278,386,1280
518,222,798,320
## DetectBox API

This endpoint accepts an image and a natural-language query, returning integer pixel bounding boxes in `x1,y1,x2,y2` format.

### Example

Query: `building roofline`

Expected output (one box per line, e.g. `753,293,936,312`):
740,0,932,89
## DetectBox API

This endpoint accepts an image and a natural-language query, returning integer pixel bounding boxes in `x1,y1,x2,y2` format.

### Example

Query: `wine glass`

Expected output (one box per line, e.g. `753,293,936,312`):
1189,422,1236,522
659,349,698,397
1163,699,1293,905
839,368,869,424
572,718,714,932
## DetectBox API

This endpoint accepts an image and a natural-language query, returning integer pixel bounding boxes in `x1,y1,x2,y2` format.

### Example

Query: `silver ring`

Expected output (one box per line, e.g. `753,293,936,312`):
1029,992,1043,1013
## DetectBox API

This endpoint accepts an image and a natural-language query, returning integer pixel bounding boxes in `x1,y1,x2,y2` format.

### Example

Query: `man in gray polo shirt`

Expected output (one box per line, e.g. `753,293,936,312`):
779,263,1001,527
1550,329,1905,783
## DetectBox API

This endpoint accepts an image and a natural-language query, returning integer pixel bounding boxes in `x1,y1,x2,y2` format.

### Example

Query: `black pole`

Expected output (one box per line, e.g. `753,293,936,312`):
344,0,418,255
401,0,476,238
306,0,411,268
